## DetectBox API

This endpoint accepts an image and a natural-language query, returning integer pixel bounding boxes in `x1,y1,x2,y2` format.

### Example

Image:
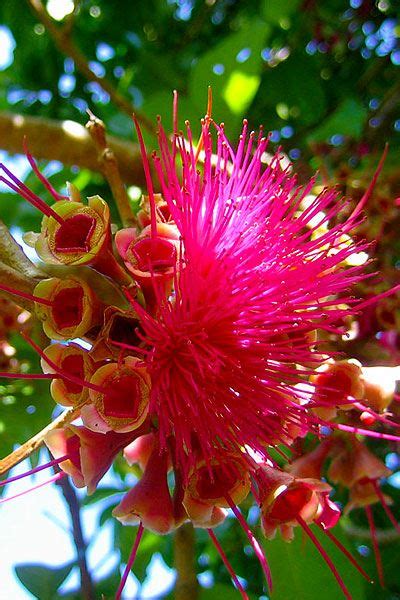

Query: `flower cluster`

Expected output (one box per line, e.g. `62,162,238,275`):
0,109,399,599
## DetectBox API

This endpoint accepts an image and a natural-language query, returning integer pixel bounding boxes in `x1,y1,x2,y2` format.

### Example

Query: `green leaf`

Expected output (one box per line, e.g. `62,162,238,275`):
262,0,301,24
15,562,74,599
199,583,258,599
188,18,269,134
258,51,327,127
263,525,365,600
307,99,367,142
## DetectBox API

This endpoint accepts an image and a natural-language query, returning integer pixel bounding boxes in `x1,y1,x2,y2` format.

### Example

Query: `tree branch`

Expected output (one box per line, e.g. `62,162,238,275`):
0,219,45,280
174,523,199,600
0,110,146,186
57,473,96,600
86,111,136,227
0,259,44,310
27,0,154,133
0,407,79,476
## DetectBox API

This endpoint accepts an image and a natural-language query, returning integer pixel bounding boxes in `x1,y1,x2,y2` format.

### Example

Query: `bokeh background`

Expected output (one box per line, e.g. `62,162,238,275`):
0,1,399,598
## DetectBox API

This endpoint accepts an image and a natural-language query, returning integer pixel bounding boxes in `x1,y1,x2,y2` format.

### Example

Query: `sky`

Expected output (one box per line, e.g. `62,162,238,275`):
0,453,176,599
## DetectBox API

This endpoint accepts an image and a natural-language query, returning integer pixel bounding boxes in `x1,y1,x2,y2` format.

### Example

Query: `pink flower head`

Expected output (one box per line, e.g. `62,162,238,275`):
133,116,369,478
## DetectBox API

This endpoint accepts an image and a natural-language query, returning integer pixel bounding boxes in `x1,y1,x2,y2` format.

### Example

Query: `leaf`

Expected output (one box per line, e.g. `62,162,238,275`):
262,0,301,23
15,562,74,599
263,525,365,600
188,18,269,134
200,583,258,599
307,99,367,142
258,51,327,127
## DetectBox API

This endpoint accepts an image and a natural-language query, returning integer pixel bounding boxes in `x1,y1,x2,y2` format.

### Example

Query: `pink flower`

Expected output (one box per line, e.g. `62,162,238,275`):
134,117,369,476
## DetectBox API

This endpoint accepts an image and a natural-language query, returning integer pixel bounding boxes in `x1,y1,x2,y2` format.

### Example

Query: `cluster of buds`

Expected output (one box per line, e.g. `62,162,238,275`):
0,106,399,599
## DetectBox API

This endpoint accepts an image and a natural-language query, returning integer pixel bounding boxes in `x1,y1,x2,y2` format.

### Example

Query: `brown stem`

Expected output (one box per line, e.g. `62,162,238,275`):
0,407,79,475
86,112,136,227
0,111,146,186
57,472,96,600
0,220,45,279
0,259,44,310
174,523,199,600
27,0,154,133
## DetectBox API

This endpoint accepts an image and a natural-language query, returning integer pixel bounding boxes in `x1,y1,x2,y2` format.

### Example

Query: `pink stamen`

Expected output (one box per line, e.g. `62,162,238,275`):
23,137,68,202
208,528,249,599
0,372,58,379
356,283,400,312
372,481,400,535
0,455,69,487
332,423,400,442
0,282,53,306
0,165,64,224
133,116,157,239
317,525,372,582
350,144,388,220
225,493,272,591
297,517,352,600
115,522,144,600
365,505,385,588
0,471,66,504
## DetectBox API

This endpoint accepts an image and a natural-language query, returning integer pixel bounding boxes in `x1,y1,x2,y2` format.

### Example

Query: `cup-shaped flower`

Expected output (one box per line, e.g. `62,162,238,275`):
90,305,143,361
32,195,110,266
310,359,365,416
83,356,150,433
113,443,176,534
34,276,103,340
184,454,251,509
137,193,171,228
345,479,394,514
328,438,391,488
256,465,340,541
115,222,180,309
41,342,94,407
287,439,332,480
